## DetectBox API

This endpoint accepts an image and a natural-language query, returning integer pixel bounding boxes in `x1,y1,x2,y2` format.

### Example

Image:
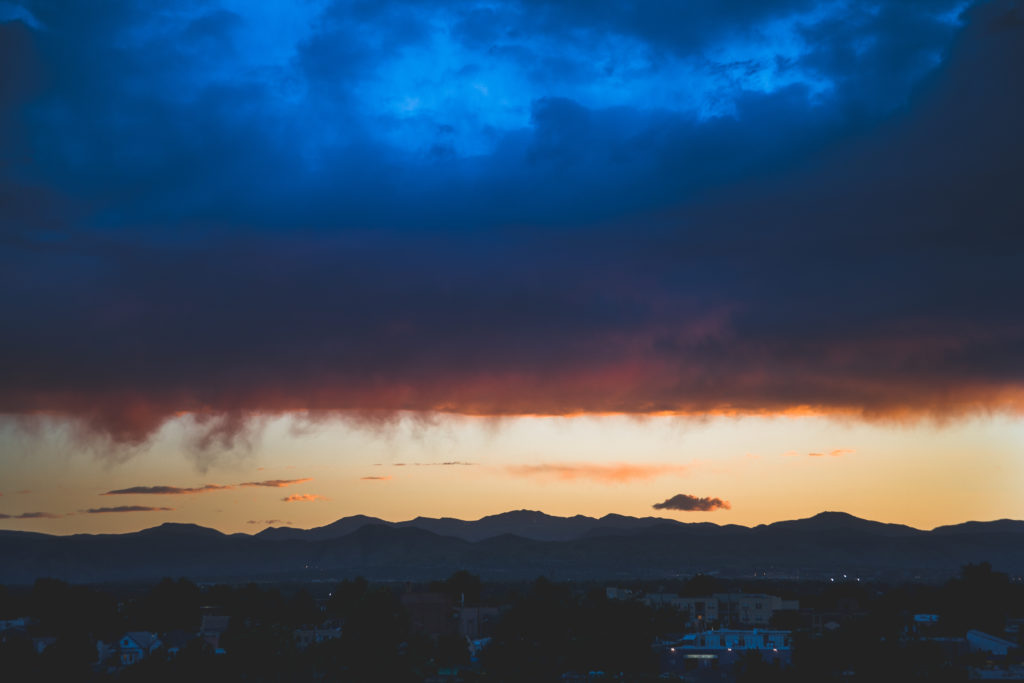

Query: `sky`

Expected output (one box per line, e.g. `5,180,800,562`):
1,0,1022,534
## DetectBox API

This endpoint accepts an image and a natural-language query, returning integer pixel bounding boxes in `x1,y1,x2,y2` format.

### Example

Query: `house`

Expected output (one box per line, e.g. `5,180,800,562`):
661,629,792,674
0,617,29,631
200,615,230,650
118,632,161,666
162,629,198,656
713,593,799,627
32,636,57,654
968,630,1020,658
641,592,797,628
401,592,456,637
457,605,500,639
294,627,342,650
605,587,636,601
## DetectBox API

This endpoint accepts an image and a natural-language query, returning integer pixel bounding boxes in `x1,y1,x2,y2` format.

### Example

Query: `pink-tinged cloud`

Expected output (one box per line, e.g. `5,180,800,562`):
360,476,391,481
282,494,327,502
506,462,689,483
102,478,313,495
16,489,30,494
84,506,174,513
238,478,313,488
102,484,233,495
653,494,731,511
0,511,63,519
808,449,855,457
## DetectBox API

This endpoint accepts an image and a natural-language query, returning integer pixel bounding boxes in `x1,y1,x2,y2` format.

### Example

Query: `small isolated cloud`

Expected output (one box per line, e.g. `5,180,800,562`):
247,519,291,525
653,494,731,512
360,476,391,481
506,462,689,483
411,461,474,466
808,448,855,457
238,478,312,488
282,494,327,503
84,506,174,514
103,484,233,495
0,511,63,519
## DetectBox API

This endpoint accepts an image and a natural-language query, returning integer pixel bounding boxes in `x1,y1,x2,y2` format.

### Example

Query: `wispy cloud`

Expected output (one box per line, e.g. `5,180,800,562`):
809,448,856,457
84,506,174,514
506,462,689,483
103,477,313,495
102,484,233,495
653,494,731,512
0,511,63,519
282,494,327,503
247,519,291,525
785,448,855,457
238,478,312,488
388,461,475,467
360,476,391,481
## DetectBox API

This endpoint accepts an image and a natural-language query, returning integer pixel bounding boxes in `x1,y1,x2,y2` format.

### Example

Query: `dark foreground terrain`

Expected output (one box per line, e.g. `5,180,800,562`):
1,562,1022,682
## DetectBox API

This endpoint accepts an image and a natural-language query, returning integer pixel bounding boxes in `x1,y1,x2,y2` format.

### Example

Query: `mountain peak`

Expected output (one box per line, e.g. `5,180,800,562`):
137,522,223,537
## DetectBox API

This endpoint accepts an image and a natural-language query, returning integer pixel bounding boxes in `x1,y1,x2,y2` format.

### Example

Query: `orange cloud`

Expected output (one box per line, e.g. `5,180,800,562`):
808,448,855,457
282,494,327,502
506,462,689,483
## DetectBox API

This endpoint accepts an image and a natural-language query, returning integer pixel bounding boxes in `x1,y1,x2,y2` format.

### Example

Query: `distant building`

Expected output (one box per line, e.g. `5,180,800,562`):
402,592,456,637
162,629,198,656
117,632,161,666
636,591,797,628
200,615,230,651
457,605,500,639
605,587,636,601
661,629,792,674
31,636,57,654
713,593,799,627
0,617,29,631
968,630,1020,658
294,627,342,650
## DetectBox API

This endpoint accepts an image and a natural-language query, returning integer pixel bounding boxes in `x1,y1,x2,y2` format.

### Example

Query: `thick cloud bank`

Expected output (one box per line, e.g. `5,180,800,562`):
1,0,1023,444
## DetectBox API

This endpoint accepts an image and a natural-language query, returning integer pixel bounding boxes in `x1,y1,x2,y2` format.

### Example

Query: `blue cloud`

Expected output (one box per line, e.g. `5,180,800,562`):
1,0,1022,445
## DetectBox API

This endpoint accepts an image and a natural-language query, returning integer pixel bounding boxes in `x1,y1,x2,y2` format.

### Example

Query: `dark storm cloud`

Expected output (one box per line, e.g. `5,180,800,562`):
653,495,732,512
1,1,1023,447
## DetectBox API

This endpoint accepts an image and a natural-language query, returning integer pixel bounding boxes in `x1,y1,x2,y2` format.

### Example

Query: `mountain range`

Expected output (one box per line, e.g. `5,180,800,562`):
1,511,1022,584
